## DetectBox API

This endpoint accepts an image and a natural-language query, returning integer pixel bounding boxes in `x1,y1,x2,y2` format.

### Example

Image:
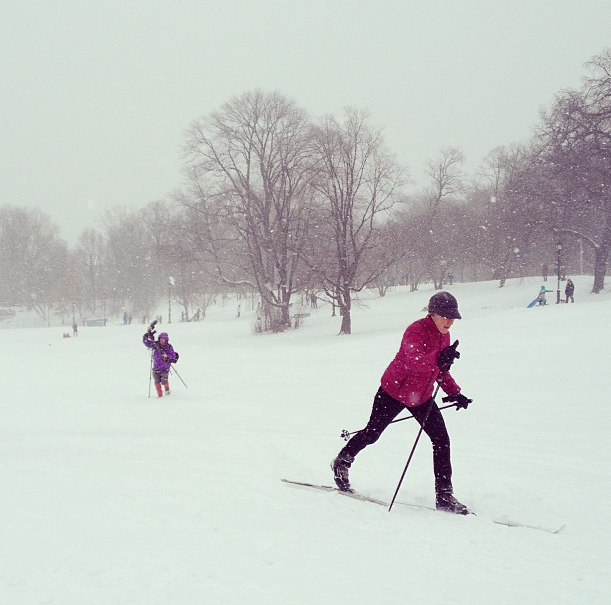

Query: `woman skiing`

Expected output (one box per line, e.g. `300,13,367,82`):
331,291,473,514
143,324,179,397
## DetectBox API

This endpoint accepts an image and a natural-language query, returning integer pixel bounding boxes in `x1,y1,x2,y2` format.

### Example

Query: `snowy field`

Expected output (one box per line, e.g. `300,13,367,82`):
3,275,610,605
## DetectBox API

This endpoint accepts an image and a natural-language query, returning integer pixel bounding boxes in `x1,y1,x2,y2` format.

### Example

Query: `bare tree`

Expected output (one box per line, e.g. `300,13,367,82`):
535,49,611,293
420,147,465,288
475,145,541,286
307,108,406,334
177,171,254,288
102,207,159,320
0,206,66,319
74,228,106,315
185,90,317,330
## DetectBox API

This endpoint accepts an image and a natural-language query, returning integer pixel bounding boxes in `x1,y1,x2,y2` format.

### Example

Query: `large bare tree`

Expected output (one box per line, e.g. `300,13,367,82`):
536,49,611,293
0,206,66,319
185,90,316,330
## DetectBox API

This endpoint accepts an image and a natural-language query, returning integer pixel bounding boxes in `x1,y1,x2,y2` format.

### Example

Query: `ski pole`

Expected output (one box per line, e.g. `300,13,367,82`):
341,401,458,441
148,352,154,398
170,365,188,389
387,388,438,512
146,320,158,398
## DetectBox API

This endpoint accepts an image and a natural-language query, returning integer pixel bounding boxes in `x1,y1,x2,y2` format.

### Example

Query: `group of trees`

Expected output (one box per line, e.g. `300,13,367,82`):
2,50,609,333
182,96,407,333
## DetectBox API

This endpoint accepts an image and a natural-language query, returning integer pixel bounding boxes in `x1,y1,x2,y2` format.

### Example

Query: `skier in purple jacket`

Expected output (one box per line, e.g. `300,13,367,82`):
143,326,179,397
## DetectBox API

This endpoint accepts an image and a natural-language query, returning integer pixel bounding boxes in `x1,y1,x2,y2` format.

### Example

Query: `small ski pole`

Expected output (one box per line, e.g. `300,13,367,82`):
146,320,158,398
170,365,188,389
148,352,154,398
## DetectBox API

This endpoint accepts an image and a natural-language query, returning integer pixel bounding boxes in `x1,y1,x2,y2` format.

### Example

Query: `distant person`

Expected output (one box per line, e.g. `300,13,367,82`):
236,303,241,318
143,324,179,397
331,291,473,515
528,285,553,308
447,272,454,285
542,264,549,282
310,292,318,308
565,279,575,303
72,322,78,337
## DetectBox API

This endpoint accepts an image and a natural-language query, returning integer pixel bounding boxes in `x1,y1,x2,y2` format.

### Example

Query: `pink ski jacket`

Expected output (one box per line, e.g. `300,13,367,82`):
380,315,461,408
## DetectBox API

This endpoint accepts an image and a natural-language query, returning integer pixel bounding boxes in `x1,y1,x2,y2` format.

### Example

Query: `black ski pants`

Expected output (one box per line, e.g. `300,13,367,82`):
339,387,453,494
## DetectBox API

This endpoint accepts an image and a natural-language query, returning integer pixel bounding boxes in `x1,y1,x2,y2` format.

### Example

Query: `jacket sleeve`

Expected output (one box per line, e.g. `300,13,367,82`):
439,371,461,397
143,332,154,348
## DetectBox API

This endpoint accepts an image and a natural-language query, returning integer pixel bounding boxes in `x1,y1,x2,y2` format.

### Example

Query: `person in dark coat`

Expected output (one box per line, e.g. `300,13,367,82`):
565,278,575,303
143,328,179,397
331,291,473,514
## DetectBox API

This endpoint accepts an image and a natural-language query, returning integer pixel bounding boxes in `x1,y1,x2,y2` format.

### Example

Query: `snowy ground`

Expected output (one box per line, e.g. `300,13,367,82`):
3,275,610,605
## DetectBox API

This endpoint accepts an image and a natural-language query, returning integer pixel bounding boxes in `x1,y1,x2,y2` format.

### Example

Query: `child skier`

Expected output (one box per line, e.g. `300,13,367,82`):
143,323,179,397
527,285,553,308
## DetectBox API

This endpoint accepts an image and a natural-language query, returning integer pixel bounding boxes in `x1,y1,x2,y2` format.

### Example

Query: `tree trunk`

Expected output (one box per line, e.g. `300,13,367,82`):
592,243,609,293
338,286,352,334
591,215,611,293
339,308,351,334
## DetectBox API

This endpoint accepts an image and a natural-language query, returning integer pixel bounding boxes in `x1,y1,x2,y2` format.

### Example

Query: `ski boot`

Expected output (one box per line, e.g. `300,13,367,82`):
436,491,470,515
331,453,354,493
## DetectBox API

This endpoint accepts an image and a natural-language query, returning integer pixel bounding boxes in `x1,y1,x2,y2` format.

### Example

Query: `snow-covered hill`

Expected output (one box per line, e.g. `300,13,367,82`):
3,276,610,604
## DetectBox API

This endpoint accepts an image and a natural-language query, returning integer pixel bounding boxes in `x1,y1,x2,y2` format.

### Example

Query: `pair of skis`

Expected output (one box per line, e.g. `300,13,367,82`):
281,479,565,535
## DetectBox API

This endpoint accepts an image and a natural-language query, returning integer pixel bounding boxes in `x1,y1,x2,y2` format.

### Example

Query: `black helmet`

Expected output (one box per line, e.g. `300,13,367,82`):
428,291,461,319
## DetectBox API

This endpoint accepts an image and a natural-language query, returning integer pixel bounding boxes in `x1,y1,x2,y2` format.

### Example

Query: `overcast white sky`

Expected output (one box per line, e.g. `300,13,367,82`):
2,0,610,245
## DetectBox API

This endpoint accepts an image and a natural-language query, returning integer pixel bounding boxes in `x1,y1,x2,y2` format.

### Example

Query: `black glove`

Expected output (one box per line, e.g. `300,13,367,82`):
171,352,179,364
147,319,158,334
443,393,472,411
437,340,460,371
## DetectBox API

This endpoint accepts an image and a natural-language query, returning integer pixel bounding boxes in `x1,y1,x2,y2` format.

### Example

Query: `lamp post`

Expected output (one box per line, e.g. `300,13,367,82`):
556,243,562,304
102,293,107,325
168,276,174,324
72,302,76,325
